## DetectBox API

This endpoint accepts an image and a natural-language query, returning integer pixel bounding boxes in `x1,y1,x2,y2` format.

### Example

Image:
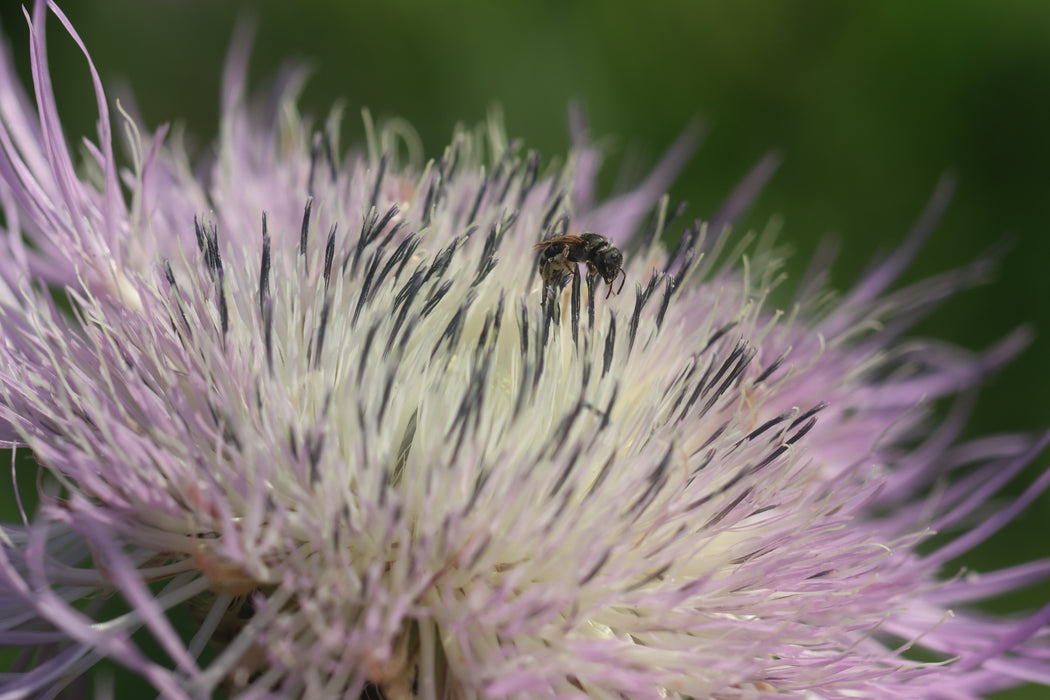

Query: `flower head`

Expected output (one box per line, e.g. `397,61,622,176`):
0,3,1048,698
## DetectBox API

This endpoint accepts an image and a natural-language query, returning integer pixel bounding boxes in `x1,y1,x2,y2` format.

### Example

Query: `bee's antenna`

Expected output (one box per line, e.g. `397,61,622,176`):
605,269,626,299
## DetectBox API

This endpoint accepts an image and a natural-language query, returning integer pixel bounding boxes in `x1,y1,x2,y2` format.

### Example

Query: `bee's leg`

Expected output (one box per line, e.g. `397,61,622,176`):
557,248,575,283
568,263,581,286
540,258,558,289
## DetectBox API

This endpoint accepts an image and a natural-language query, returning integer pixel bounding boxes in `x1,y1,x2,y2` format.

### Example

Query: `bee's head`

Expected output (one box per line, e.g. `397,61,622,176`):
596,248,623,281
596,248,625,297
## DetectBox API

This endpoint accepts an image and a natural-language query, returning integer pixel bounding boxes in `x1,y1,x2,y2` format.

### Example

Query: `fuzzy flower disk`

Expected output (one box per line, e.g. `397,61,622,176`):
0,3,1047,699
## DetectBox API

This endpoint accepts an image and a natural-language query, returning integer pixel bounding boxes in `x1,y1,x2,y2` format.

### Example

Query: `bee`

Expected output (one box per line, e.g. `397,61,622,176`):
534,232,626,298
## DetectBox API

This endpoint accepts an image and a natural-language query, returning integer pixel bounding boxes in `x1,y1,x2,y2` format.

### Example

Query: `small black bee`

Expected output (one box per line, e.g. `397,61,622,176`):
534,232,626,298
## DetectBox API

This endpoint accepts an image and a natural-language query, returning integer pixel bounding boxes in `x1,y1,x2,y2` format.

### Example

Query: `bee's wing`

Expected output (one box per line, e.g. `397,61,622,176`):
534,234,586,250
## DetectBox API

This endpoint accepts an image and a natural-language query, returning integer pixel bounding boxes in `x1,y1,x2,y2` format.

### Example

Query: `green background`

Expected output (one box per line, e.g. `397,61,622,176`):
0,1,1047,698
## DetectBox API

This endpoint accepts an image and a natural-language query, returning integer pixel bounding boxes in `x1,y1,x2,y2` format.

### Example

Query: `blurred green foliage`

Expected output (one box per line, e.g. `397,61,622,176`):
0,1,1047,697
